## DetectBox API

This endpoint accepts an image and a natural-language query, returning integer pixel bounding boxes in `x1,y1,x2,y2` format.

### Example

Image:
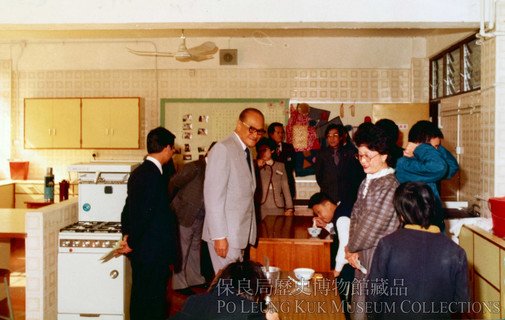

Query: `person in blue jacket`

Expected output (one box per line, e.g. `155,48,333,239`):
395,120,459,231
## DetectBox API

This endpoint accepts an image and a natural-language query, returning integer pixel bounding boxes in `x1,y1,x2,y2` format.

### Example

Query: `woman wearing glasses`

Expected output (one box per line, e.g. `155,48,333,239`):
345,124,401,320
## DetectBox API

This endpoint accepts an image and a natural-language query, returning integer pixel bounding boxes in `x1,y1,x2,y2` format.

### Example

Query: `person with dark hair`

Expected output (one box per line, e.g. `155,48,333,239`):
255,137,294,220
172,260,280,320
170,142,217,296
309,192,354,320
375,118,404,168
267,122,296,199
345,124,400,320
367,182,469,319
203,108,265,273
315,123,365,209
117,126,178,320
396,120,459,231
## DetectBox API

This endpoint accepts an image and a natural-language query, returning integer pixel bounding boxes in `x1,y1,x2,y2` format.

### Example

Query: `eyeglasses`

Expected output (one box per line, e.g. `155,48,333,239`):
241,121,266,135
355,152,381,162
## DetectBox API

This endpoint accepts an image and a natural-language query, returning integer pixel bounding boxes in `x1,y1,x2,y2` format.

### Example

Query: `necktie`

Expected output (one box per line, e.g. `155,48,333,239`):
333,148,339,166
245,148,252,173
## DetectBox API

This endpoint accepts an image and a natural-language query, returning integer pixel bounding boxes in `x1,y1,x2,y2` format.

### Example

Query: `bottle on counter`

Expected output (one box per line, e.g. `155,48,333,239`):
44,167,55,202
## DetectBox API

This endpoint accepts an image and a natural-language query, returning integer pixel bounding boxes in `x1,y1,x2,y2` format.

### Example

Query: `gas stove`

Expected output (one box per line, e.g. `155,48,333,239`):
58,161,138,319
60,221,122,233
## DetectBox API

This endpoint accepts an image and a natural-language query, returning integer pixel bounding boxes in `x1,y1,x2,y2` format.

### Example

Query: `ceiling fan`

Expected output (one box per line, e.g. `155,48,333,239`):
127,30,218,62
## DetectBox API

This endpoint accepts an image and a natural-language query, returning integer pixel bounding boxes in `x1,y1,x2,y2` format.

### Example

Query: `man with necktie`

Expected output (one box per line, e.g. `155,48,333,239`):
202,108,265,273
267,122,296,199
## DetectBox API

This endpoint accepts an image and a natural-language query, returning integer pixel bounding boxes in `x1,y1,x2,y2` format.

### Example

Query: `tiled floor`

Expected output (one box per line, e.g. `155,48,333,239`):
5,238,210,319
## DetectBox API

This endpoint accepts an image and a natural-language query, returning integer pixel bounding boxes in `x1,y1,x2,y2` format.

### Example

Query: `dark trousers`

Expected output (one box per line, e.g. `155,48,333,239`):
130,257,170,320
337,264,355,320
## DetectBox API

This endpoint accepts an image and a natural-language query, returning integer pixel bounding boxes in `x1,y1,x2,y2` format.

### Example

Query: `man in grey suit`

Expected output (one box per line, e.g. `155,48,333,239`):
202,108,265,273
170,142,216,295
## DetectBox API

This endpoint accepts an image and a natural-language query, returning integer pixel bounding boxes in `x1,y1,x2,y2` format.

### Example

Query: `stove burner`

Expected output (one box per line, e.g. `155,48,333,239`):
60,221,122,233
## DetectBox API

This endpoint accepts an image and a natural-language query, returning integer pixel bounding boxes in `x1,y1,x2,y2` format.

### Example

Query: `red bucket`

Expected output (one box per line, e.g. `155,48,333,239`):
489,197,505,237
9,161,29,180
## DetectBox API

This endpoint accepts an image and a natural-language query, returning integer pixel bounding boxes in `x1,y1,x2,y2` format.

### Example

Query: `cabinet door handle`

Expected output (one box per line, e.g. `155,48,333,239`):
48,129,52,136
105,128,109,136
53,128,56,136
111,128,114,135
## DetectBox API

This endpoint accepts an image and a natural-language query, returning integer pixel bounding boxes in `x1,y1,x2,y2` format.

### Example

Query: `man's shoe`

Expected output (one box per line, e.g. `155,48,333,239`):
175,288,196,296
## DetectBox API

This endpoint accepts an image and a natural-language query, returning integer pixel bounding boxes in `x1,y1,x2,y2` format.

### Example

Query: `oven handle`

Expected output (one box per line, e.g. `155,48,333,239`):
79,314,100,318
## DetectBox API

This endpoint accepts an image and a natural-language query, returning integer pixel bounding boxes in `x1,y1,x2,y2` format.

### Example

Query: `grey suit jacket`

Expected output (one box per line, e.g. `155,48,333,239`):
169,158,206,228
202,133,257,249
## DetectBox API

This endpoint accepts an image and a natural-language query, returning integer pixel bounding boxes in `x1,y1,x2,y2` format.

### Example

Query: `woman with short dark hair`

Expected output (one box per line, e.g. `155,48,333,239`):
367,182,469,320
345,124,400,320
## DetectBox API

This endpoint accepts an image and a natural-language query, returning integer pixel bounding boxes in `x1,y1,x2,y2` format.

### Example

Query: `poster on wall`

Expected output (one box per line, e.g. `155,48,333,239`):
161,98,289,165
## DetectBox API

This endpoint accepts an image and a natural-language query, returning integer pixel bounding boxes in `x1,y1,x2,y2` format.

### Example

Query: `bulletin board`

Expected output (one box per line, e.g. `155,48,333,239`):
160,98,289,164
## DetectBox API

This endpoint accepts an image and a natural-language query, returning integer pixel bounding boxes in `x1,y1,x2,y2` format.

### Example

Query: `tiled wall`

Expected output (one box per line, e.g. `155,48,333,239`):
8,65,425,182
25,198,78,320
440,91,484,210
480,37,496,216
0,60,11,179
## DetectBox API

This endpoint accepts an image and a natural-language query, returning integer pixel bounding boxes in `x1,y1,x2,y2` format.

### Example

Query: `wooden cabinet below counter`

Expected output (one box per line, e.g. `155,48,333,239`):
0,183,14,208
459,225,505,319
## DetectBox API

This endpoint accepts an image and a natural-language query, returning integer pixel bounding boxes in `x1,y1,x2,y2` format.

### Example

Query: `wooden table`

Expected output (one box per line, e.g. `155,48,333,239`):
268,271,345,320
0,209,27,269
250,216,333,272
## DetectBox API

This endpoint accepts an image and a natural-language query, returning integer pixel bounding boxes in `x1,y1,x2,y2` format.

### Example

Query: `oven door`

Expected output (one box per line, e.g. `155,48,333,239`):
58,251,131,318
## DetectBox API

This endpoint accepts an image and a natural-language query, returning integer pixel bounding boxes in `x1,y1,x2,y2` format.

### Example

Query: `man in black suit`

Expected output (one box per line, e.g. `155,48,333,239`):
268,122,296,199
118,127,177,320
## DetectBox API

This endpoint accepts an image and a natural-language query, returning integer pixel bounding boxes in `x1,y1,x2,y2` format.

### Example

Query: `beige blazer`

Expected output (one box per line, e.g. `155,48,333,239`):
202,133,257,249
258,161,293,209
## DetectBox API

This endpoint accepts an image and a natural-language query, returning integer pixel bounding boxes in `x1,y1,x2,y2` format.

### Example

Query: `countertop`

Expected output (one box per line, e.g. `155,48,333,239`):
258,215,332,242
0,179,77,185
0,208,28,238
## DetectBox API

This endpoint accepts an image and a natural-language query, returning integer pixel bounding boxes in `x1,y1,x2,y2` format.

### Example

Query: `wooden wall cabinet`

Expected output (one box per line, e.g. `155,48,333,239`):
459,225,504,319
25,98,81,148
24,97,140,149
82,98,140,148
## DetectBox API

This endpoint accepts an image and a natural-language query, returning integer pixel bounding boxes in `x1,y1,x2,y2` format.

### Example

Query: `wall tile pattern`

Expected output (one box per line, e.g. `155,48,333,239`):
25,199,78,320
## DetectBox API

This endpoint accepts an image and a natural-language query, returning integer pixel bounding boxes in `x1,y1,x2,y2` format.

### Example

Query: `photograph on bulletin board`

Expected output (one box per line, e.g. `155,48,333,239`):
160,98,289,165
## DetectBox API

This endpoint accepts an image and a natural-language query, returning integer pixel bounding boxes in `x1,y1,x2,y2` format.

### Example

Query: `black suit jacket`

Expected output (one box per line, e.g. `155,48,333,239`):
272,141,296,199
121,160,177,264
171,288,266,320
315,143,364,205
